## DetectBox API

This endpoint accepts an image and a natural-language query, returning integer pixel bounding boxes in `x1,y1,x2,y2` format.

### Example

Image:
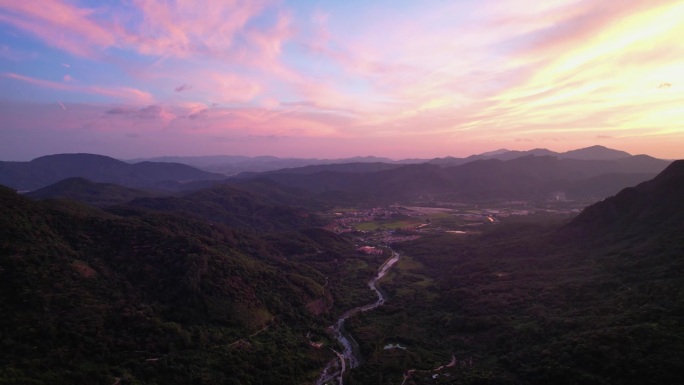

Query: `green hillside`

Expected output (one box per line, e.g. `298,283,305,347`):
0,186,377,385
26,177,154,206
344,163,684,385
126,183,324,232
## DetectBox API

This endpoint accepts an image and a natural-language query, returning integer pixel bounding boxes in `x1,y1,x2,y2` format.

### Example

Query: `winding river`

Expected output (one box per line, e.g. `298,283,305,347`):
316,250,401,385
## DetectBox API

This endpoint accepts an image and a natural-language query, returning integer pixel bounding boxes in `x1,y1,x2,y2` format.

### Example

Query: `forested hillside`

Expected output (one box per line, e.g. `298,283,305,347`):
1,160,682,385
0,186,380,385
344,164,684,385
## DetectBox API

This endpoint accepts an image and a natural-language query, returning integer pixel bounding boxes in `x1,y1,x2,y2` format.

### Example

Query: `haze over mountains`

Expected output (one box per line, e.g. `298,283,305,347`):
127,155,411,175
127,145,643,175
239,155,669,203
0,146,671,206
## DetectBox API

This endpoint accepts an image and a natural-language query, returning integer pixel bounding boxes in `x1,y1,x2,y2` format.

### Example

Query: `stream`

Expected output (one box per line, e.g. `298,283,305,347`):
316,250,401,385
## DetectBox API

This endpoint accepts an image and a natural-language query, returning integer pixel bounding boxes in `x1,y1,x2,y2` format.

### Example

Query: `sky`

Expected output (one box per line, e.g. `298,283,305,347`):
1,0,683,161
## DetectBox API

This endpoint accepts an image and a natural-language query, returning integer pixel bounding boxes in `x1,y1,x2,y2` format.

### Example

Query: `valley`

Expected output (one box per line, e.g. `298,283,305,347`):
326,199,581,236
0,150,682,385
3,1,683,383
316,250,401,385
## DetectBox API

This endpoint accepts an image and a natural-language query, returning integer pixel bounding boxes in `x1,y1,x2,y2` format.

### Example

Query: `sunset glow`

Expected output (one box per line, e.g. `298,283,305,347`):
1,0,683,160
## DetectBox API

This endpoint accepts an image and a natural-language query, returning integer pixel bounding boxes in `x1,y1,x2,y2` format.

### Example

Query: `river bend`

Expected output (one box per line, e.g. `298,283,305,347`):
316,250,400,385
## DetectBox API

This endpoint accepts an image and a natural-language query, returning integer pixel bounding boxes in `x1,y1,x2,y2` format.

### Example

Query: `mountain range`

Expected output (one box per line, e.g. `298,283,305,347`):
236,154,670,203
1,147,671,206
427,144,632,166
129,145,648,175
126,154,412,175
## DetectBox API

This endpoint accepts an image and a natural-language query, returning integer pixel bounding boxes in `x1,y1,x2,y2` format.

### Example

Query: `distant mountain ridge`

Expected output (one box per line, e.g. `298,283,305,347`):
236,154,671,203
428,145,633,166
0,153,226,191
128,145,651,175
1,147,671,202
127,154,412,175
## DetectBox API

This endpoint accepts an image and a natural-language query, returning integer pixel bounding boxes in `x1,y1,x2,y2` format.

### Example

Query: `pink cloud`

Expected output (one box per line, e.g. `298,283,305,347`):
0,0,285,64
0,1,348,111
244,11,294,63
2,98,682,161
210,73,262,103
2,72,154,103
179,102,209,117
124,0,274,58
163,104,353,139
2,0,683,161
291,80,362,113
0,0,116,58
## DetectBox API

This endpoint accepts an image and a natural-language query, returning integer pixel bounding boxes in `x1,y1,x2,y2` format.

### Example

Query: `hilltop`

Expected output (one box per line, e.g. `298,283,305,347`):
0,153,225,191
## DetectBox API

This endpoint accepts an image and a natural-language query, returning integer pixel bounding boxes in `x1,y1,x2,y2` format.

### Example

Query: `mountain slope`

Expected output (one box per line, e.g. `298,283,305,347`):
126,183,324,231
349,161,684,385
25,177,154,206
0,186,357,384
567,159,684,236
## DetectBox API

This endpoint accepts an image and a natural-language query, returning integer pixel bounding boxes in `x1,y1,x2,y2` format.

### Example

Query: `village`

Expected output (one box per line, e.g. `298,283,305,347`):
326,200,583,240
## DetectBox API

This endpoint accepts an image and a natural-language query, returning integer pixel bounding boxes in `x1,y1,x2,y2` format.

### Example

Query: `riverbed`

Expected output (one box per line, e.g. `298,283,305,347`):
316,250,401,385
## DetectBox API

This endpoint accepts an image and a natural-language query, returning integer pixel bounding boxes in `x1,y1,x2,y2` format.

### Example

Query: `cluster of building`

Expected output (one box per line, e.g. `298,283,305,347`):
331,206,409,233
356,246,384,255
